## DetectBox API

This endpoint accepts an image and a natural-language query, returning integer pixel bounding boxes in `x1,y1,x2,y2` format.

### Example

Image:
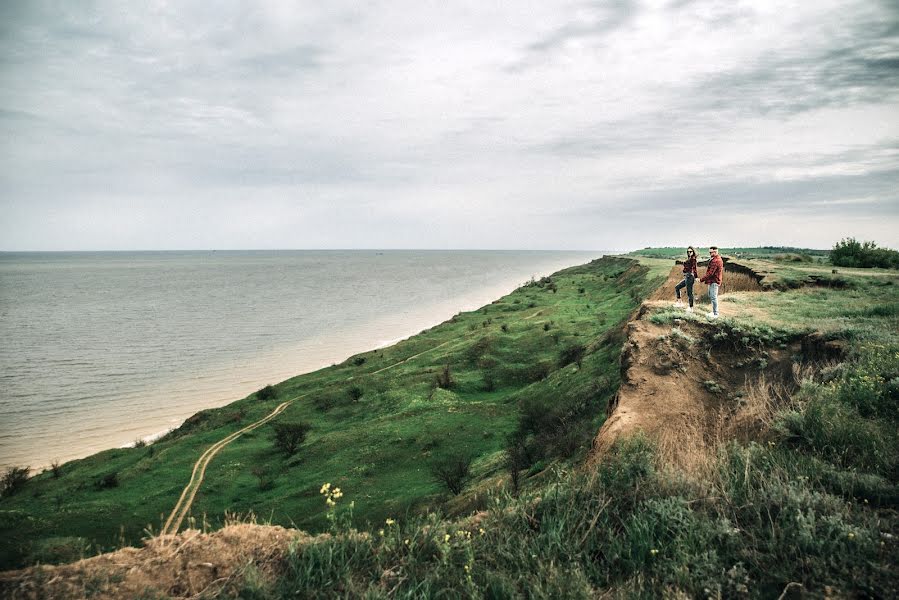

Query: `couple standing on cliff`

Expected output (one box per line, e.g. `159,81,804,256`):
673,246,724,319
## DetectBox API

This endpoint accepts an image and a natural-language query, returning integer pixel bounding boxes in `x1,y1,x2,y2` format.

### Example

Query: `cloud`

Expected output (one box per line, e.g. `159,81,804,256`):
0,1,898,250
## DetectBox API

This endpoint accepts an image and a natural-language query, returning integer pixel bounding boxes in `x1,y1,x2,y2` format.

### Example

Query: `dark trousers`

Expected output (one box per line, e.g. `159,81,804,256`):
675,274,695,307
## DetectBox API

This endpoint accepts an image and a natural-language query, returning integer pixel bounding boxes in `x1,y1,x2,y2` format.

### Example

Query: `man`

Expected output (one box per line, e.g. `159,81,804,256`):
700,246,724,319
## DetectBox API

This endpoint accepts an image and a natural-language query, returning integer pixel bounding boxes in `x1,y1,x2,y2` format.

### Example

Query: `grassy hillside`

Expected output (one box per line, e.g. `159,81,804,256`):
0,256,660,569
3,250,897,599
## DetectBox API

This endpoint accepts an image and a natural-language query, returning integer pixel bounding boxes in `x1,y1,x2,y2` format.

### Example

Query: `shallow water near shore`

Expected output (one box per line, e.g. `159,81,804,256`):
0,249,602,470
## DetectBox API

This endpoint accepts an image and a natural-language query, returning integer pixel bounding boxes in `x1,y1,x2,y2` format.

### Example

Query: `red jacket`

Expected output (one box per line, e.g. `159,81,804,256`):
702,255,724,285
682,256,698,277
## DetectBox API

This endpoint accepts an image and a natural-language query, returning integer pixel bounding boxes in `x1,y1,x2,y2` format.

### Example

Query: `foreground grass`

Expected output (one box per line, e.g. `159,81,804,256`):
223,261,898,599
0,256,658,569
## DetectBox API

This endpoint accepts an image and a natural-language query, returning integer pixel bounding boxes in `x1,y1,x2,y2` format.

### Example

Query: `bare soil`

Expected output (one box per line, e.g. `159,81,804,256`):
589,300,799,474
0,524,312,600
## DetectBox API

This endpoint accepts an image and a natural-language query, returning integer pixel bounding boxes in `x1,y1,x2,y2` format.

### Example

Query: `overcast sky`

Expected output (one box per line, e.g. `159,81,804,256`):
1,1,897,251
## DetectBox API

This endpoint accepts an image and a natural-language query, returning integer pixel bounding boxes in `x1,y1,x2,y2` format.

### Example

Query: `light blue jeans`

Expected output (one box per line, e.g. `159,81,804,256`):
708,283,719,315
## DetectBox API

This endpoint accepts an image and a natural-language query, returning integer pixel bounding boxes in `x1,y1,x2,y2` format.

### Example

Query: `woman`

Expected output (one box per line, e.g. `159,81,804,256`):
674,246,698,312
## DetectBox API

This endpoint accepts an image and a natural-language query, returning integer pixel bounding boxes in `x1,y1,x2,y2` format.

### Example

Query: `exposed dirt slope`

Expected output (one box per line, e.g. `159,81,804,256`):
589,301,806,473
0,524,310,600
647,259,762,302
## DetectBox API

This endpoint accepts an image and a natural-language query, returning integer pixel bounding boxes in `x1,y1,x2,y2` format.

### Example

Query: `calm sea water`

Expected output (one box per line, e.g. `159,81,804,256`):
0,250,602,469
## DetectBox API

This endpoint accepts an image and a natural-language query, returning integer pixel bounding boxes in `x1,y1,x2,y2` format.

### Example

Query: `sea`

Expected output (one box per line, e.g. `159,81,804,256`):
0,250,603,470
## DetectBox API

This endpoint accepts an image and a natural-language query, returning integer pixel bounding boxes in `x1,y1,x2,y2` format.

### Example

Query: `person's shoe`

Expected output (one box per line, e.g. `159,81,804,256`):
685,306,693,313
673,300,683,306
706,312,719,319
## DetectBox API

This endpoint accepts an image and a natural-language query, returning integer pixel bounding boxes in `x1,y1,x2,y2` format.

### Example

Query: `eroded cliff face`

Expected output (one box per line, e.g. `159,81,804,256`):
588,301,823,474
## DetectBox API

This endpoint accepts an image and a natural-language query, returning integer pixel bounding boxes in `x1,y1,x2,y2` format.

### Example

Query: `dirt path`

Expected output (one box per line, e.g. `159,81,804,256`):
162,399,295,536
369,340,453,374
162,341,453,534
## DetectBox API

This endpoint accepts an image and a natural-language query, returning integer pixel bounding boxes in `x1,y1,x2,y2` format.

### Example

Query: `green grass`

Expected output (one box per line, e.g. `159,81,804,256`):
5,248,898,599
0,256,659,569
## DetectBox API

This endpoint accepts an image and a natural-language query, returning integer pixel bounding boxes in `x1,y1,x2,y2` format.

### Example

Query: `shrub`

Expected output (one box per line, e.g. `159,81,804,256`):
831,238,899,269
559,343,586,368
94,472,118,490
481,370,496,392
256,385,277,401
436,364,454,389
775,386,895,475
1,466,29,497
430,453,472,495
272,422,312,457
347,385,364,403
50,461,61,479
352,356,366,366
252,467,275,491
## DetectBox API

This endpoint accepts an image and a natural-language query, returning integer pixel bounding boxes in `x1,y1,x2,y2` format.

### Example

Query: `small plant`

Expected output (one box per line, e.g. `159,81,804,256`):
94,472,118,490
481,370,496,392
559,343,586,368
272,422,312,457
436,363,454,389
252,467,275,491
543,322,552,331
50,461,61,479
133,437,147,449
1,466,29,497
256,385,277,401
430,453,472,495
703,380,723,394
352,356,366,366
348,385,364,402
501,323,509,333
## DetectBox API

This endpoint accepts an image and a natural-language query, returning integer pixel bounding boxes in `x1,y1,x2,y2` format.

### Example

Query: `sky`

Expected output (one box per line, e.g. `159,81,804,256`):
1,1,897,251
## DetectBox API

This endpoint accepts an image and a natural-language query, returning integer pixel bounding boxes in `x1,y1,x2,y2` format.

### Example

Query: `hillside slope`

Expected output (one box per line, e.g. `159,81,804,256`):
0,256,660,571
3,252,898,599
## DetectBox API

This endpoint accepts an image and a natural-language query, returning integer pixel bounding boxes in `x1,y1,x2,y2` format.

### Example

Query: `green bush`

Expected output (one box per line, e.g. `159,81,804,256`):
430,453,472,495
775,386,895,476
559,343,586,368
257,384,278,401
1,466,29,498
831,238,899,269
271,422,312,457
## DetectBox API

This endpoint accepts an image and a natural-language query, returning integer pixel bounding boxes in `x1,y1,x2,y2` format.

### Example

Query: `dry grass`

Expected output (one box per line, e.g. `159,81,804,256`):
648,265,762,302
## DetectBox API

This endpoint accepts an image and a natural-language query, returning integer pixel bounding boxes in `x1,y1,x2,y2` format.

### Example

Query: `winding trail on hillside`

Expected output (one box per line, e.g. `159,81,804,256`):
162,399,295,536
162,341,454,535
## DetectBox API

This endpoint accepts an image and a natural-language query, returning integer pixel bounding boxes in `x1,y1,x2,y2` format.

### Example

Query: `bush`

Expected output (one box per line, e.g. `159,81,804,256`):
256,385,277,401
272,422,312,457
430,453,472,495
559,343,586,368
436,364,454,389
347,385,364,403
1,466,29,498
831,238,899,269
94,472,118,490
775,388,895,475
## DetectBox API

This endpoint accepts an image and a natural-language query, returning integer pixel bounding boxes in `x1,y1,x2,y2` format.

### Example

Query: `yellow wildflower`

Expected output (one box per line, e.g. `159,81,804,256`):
320,483,331,494
444,534,451,543
386,518,396,526
650,548,659,555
